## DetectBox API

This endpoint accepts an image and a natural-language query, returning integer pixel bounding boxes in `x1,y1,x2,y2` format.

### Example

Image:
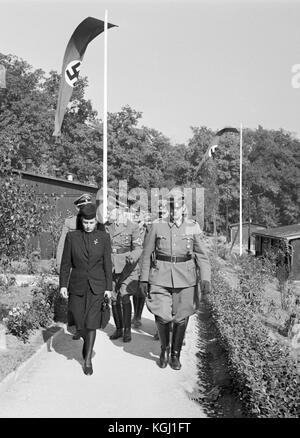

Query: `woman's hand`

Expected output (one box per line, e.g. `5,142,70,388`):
104,290,112,300
60,287,68,299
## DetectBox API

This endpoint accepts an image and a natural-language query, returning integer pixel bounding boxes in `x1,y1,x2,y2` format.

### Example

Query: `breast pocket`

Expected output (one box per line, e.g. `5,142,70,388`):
181,234,194,251
121,233,131,247
156,235,167,250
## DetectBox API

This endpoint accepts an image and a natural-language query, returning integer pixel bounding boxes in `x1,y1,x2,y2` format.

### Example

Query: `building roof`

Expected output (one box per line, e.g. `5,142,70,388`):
229,222,266,228
12,169,99,191
252,224,300,240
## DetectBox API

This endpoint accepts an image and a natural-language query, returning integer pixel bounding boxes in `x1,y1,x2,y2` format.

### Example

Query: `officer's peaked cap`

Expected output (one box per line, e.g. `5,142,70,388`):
74,193,92,207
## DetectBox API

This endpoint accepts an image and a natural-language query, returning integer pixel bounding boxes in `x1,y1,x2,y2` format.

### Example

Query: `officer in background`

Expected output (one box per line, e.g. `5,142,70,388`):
56,193,92,273
106,201,143,343
139,188,211,370
131,210,148,329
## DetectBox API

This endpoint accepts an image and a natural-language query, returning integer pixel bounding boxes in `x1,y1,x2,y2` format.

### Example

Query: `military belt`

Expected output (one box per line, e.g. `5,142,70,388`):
112,247,131,254
156,254,192,263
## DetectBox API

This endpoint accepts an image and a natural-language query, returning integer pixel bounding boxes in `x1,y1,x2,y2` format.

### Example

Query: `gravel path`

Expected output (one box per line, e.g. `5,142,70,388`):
0,308,207,418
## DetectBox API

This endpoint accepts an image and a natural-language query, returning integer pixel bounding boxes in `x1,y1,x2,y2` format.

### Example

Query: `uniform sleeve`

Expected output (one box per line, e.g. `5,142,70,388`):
139,223,157,282
193,222,211,282
59,232,72,288
56,219,71,273
104,233,113,290
130,222,143,262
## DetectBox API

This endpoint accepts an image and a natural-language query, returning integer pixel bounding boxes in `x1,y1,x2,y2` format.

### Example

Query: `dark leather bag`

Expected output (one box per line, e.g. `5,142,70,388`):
100,296,111,329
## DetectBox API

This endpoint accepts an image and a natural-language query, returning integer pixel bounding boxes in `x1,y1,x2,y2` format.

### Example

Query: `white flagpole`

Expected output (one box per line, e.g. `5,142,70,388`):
102,9,108,224
239,123,243,256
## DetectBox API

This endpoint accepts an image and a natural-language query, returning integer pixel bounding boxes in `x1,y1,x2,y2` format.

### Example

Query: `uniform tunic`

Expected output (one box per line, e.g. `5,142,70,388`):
59,229,112,330
106,218,143,297
140,217,211,322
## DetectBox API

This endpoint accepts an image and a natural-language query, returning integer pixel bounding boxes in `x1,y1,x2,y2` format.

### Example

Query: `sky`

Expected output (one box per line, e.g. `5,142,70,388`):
1,0,300,145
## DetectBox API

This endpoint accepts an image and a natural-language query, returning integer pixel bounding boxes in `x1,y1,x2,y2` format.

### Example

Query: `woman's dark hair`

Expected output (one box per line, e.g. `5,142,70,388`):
76,212,105,231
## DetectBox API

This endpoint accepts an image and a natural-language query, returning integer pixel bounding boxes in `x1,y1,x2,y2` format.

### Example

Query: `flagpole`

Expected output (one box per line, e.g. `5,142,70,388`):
239,123,243,256
102,9,108,223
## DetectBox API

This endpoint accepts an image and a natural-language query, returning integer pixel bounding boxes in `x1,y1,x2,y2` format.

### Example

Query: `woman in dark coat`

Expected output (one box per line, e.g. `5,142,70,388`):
59,203,112,375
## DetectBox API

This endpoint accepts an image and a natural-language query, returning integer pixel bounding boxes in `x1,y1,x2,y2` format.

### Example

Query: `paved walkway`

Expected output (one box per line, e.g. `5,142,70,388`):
0,308,206,418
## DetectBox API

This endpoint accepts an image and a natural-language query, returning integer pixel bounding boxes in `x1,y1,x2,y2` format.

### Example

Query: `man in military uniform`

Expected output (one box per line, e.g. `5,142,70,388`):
139,188,211,370
56,193,92,340
106,205,143,342
131,210,148,329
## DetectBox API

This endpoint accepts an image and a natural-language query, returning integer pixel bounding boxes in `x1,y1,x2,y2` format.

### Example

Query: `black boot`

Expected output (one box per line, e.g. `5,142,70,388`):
156,317,171,368
132,296,145,328
110,301,123,340
169,318,189,370
122,297,132,342
132,295,138,326
73,329,82,340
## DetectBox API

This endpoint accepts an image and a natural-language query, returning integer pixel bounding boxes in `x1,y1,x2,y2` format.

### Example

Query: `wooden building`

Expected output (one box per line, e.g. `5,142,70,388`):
228,222,267,251
252,224,300,281
13,168,99,259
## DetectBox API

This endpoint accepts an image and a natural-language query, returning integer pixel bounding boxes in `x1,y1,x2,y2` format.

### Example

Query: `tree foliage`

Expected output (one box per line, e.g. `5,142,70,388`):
0,52,299,233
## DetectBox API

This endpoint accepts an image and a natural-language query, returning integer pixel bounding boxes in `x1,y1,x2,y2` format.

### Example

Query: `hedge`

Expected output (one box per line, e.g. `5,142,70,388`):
208,257,300,418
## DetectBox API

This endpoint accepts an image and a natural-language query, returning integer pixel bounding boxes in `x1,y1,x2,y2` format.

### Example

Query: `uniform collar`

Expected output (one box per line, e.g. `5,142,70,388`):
168,219,183,228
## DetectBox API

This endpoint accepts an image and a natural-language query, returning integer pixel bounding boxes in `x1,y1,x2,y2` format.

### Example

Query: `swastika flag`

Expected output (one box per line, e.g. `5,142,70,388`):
53,16,117,136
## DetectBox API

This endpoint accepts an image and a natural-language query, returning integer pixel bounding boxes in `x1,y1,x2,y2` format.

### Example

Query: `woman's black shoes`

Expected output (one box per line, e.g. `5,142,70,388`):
83,361,93,375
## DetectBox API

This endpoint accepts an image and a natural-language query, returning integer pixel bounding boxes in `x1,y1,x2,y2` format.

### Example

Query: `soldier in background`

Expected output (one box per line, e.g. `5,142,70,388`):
56,193,92,340
106,202,143,343
139,188,211,370
131,210,148,329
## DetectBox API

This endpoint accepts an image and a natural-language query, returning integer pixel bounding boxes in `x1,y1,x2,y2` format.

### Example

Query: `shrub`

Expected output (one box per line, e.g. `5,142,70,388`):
3,303,37,343
208,257,300,418
3,275,67,342
32,274,68,323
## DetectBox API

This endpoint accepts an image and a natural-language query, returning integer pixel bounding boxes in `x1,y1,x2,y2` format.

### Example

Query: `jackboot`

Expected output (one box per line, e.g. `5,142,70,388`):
110,302,123,340
156,318,171,368
132,296,145,328
169,318,189,370
122,299,132,342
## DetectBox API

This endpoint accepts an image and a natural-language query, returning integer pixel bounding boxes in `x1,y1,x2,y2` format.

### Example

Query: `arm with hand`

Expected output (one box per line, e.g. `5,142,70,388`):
139,223,157,298
193,223,211,301
103,233,113,297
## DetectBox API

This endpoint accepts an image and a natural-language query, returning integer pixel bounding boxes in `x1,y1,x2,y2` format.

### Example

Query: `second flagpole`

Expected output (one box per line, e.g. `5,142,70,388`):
102,9,108,223
239,123,243,256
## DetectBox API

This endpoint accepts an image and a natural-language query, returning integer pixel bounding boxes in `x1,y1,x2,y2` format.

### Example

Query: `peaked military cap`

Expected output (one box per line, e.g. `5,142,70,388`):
74,193,92,207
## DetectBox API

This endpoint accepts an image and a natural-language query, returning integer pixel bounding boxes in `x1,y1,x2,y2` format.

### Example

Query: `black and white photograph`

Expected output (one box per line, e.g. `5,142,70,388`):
0,0,299,421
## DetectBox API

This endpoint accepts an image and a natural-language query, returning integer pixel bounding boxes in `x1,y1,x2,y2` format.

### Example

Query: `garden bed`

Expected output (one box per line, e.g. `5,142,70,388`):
0,273,67,383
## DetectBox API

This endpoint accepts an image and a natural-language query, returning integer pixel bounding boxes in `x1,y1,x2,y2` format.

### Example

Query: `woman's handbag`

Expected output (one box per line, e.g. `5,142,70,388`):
100,296,111,329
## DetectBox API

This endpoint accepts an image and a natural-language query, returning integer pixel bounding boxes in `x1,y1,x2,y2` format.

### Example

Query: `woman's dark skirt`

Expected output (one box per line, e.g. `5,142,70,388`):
68,284,105,330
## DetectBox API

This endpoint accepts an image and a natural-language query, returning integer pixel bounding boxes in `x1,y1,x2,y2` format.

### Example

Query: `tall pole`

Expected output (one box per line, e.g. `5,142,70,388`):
102,9,108,224
239,123,243,256
248,187,251,253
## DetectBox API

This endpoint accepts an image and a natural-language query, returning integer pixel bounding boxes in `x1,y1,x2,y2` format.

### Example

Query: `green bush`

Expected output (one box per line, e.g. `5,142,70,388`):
32,275,68,323
3,303,37,343
3,275,67,342
208,257,300,418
